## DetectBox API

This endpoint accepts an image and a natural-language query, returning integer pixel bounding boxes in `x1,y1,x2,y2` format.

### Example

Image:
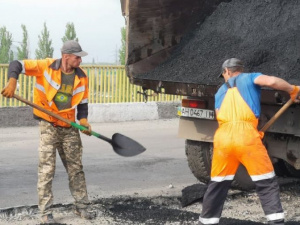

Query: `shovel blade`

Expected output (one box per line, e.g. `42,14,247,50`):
111,133,146,157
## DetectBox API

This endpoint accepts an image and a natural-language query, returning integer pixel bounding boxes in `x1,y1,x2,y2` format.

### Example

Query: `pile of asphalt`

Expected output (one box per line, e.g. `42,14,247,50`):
139,0,300,86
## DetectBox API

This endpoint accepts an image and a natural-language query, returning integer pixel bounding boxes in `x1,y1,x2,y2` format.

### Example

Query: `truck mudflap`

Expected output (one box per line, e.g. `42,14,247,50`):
178,117,217,142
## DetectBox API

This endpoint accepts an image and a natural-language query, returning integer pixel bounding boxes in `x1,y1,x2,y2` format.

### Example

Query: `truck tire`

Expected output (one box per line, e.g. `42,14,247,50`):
284,161,300,177
185,140,212,184
273,159,290,177
185,140,255,191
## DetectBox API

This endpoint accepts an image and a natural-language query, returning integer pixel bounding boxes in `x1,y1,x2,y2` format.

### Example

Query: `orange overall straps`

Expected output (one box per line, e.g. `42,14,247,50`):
211,83,275,181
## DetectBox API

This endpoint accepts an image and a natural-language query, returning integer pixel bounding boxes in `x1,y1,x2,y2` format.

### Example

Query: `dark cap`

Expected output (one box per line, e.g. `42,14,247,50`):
61,40,88,57
218,58,244,78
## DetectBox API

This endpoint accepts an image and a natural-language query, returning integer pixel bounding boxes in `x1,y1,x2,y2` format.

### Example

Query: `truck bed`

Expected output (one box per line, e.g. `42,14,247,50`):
123,0,300,98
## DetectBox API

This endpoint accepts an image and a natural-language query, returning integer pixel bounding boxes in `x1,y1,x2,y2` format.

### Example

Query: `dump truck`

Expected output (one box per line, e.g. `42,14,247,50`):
120,0,300,190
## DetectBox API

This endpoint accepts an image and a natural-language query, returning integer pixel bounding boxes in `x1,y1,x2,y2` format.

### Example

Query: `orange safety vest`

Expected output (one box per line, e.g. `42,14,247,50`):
21,58,89,127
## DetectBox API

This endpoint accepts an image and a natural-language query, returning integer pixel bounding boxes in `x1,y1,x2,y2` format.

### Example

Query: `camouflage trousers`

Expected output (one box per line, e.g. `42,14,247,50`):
38,120,90,216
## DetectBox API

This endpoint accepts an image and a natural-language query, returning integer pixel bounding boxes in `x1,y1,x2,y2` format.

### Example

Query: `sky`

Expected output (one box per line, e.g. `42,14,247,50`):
0,0,125,64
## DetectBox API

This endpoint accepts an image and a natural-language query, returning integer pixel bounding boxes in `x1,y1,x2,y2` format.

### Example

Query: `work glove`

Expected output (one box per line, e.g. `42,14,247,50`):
79,118,92,136
289,85,299,102
258,131,264,139
1,78,17,98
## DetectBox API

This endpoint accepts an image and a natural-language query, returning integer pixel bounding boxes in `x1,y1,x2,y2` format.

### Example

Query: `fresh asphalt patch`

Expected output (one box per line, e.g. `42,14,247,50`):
1,184,300,225
0,196,276,225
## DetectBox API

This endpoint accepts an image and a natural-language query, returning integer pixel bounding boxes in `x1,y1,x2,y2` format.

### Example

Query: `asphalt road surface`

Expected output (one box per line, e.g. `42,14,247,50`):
0,119,198,205
0,119,197,208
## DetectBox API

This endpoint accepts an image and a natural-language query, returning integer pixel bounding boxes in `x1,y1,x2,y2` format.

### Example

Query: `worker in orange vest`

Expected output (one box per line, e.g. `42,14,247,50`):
1,40,95,224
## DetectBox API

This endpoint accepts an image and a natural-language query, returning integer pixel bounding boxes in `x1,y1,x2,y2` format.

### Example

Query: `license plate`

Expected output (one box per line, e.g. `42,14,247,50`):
178,107,215,120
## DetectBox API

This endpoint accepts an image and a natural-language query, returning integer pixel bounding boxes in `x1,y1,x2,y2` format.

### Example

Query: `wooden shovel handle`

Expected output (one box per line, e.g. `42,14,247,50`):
260,98,293,132
13,94,113,142
12,94,146,157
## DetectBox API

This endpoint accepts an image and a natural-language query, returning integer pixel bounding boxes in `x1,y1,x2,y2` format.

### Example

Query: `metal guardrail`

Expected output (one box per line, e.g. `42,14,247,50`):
0,64,181,107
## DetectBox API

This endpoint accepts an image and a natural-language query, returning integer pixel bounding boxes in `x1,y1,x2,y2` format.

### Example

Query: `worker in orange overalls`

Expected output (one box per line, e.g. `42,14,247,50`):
198,58,300,225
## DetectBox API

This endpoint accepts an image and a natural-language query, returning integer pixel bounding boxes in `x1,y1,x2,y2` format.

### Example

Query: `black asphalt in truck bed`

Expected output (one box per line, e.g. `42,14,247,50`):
138,0,300,86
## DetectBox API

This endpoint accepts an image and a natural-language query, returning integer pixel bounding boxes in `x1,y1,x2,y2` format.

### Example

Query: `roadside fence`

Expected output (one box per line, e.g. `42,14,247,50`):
0,64,182,107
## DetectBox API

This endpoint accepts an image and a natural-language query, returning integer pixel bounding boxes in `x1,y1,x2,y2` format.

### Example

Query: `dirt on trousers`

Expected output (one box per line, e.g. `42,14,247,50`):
0,181,299,225
139,0,300,86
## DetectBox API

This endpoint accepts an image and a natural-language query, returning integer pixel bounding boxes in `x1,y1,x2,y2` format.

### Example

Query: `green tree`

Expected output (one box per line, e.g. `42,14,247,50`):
119,26,126,65
0,26,13,63
62,22,78,43
17,24,29,60
35,22,54,59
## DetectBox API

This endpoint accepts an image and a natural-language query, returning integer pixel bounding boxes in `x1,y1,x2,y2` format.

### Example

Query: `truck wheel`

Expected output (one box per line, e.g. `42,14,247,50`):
185,140,212,184
273,159,290,177
185,140,255,191
283,161,300,177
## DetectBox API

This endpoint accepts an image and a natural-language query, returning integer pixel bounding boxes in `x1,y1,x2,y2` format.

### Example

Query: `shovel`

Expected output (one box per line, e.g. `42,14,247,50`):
260,98,293,132
13,94,146,157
